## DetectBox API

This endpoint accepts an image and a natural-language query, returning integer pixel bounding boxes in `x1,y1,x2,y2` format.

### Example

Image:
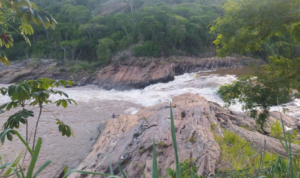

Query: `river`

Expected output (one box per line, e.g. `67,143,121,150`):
0,68,299,177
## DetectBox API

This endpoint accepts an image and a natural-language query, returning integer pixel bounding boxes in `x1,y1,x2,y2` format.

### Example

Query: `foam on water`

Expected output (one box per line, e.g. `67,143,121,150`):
1,71,299,118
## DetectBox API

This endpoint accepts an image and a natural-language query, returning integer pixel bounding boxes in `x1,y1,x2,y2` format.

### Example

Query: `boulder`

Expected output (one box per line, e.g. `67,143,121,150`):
70,94,221,177
0,69,32,84
70,93,300,178
92,62,175,90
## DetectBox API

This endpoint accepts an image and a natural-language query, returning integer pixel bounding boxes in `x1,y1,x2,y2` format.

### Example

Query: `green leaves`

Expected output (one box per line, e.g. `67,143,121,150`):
56,119,74,138
0,129,33,154
210,0,300,56
1,79,76,143
0,32,13,48
19,24,34,35
26,138,52,178
55,99,77,108
3,109,33,129
0,51,9,66
0,0,57,66
7,83,31,103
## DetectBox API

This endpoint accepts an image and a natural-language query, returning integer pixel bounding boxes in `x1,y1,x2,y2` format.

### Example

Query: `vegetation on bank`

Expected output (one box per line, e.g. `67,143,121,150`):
215,0,300,133
1,0,300,177
2,0,300,67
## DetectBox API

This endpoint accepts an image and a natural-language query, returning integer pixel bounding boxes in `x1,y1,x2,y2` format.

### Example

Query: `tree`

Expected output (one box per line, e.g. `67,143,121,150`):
212,0,300,132
210,0,300,56
97,38,114,64
0,78,77,151
0,0,56,65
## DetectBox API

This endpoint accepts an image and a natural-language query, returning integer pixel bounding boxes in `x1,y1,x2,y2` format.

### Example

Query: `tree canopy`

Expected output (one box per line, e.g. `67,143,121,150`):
214,0,300,132
210,0,300,57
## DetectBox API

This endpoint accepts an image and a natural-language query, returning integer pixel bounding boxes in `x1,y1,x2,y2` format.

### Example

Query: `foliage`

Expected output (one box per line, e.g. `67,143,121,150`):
3,2,223,64
217,55,300,133
210,0,300,57
271,120,284,139
0,130,51,178
166,159,203,178
97,38,115,64
271,120,300,145
0,0,56,65
215,130,278,174
0,78,76,150
133,41,162,57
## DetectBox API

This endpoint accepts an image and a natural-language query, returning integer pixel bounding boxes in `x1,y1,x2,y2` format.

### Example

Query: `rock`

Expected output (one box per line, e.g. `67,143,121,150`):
70,94,220,177
93,56,264,90
70,93,300,178
92,62,175,90
0,69,33,83
40,59,55,65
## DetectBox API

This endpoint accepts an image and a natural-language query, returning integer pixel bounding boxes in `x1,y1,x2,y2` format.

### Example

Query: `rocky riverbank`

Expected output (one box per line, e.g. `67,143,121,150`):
0,56,264,89
70,93,300,178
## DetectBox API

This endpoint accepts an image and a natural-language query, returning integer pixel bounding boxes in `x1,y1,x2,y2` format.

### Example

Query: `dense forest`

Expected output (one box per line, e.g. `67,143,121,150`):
3,0,300,66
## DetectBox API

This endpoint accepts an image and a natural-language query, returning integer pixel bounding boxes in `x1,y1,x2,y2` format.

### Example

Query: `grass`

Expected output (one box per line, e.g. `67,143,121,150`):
270,120,300,145
215,130,278,174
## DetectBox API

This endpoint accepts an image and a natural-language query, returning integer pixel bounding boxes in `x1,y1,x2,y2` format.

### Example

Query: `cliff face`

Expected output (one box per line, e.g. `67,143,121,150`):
70,93,300,178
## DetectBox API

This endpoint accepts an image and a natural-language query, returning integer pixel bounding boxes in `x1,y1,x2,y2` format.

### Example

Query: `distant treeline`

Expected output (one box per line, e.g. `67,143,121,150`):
4,0,299,65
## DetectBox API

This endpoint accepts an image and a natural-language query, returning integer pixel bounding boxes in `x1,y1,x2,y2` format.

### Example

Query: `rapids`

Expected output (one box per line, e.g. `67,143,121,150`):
0,68,299,118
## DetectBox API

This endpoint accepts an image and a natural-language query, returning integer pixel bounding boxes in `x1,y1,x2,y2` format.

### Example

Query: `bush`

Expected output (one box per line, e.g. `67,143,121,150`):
133,41,162,57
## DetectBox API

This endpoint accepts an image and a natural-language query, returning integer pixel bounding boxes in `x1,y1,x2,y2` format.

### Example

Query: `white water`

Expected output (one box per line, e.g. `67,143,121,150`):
1,71,299,118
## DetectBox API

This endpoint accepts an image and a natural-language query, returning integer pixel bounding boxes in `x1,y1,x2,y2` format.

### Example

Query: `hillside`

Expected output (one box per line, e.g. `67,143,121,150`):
4,0,299,68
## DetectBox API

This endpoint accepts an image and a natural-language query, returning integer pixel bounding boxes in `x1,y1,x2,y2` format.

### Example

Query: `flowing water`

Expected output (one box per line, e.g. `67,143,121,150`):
0,68,299,177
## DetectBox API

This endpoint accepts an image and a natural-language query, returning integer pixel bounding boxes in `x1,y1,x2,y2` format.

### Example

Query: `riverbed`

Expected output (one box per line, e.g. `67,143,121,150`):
0,68,299,177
